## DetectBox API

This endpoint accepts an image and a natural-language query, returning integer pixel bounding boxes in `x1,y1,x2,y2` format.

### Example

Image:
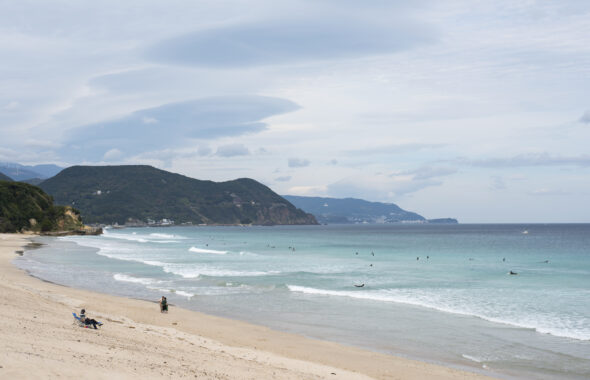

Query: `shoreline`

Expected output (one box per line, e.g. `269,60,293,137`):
0,233,494,379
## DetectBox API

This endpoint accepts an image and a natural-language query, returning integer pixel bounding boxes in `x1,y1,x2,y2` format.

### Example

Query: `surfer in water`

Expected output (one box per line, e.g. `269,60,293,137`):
509,270,518,275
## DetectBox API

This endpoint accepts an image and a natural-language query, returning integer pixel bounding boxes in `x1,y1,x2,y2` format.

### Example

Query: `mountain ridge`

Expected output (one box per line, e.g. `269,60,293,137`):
283,195,457,224
40,165,317,226
0,162,63,181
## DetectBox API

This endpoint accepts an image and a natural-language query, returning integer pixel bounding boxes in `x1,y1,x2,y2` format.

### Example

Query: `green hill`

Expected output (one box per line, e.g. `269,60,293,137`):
40,165,317,226
0,172,12,181
0,181,84,233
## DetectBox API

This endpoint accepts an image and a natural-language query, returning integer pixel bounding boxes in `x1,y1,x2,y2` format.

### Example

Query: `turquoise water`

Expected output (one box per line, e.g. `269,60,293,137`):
16,224,590,379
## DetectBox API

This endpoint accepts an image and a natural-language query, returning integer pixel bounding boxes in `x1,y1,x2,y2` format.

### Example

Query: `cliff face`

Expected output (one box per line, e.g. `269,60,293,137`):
40,166,317,226
254,203,317,225
0,181,86,233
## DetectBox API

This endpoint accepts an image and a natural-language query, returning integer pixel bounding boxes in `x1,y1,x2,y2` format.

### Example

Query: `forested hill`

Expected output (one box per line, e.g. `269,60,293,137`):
0,173,13,181
40,165,317,226
283,195,427,224
0,181,84,233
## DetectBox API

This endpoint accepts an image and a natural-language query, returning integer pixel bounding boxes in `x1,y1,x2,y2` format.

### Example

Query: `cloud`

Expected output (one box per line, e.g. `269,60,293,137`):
215,143,250,157
275,176,292,182
396,166,456,180
327,171,447,200
142,116,158,124
490,176,506,190
528,188,569,196
345,143,444,156
103,148,123,161
317,165,457,201
3,101,19,110
457,153,590,168
287,185,327,196
579,110,590,124
288,158,310,168
145,14,435,68
196,145,212,156
60,95,299,162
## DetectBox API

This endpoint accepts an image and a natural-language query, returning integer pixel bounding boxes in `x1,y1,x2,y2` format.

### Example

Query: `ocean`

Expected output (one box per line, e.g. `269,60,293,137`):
15,224,590,379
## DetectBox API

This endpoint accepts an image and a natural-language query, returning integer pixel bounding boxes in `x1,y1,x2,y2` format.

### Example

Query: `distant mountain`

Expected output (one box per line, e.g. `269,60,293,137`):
0,163,64,181
40,165,317,226
283,195,457,224
20,178,44,186
427,218,458,224
0,181,84,233
0,172,12,181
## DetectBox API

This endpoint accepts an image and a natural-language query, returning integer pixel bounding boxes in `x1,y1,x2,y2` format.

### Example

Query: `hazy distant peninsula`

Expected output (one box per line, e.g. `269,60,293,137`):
0,172,12,181
40,165,317,226
283,195,457,224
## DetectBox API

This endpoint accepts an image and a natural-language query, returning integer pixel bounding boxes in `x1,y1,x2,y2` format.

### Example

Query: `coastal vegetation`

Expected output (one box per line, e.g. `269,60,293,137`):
40,165,317,226
0,181,84,233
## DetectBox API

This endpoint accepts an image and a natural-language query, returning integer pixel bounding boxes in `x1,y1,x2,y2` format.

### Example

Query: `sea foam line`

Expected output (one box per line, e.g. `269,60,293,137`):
113,273,161,286
286,285,590,341
188,247,227,255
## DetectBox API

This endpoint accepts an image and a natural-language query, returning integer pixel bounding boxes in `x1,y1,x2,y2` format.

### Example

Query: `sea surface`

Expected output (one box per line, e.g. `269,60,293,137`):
16,224,590,379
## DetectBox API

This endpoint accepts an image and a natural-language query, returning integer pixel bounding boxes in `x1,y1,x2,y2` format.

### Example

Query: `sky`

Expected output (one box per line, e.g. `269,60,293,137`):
1,0,589,223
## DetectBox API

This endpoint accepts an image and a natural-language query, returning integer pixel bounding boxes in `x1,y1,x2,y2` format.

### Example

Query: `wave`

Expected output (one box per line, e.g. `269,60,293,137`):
461,354,484,363
286,285,590,341
151,287,194,298
188,247,227,255
149,233,185,239
100,229,182,244
165,266,273,279
113,273,161,286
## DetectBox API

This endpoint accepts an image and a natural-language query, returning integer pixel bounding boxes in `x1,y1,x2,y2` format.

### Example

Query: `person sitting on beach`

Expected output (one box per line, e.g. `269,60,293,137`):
160,296,168,313
80,309,99,329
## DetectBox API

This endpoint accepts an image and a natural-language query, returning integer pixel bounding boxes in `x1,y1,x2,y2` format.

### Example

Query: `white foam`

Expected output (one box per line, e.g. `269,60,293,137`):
286,286,590,341
150,233,177,239
113,273,160,286
164,265,271,279
188,247,227,255
462,354,483,363
99,229,182,244
151,287,194,298
173,290,194,298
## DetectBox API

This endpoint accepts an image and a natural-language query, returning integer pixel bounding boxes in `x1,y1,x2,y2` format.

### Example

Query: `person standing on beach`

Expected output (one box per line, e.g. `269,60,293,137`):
160,296,168,313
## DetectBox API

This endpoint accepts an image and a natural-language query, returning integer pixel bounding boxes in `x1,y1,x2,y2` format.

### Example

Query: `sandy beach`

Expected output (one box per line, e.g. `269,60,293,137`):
0,234,493,379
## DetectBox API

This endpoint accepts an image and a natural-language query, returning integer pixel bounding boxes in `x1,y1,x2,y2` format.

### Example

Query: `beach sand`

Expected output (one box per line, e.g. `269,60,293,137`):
0,234,494,379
